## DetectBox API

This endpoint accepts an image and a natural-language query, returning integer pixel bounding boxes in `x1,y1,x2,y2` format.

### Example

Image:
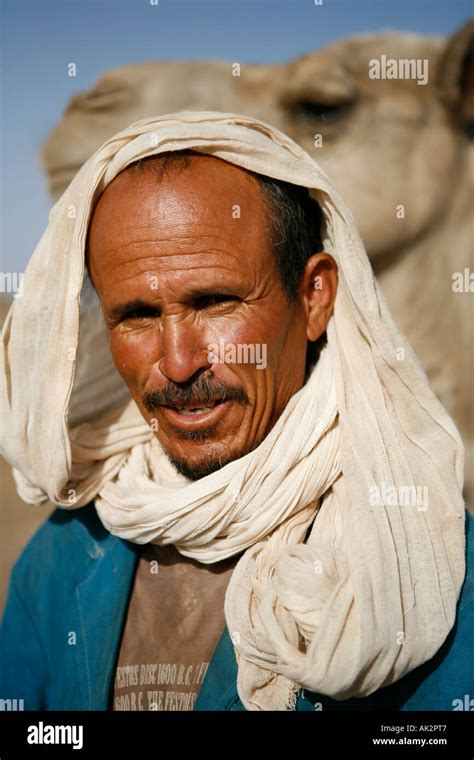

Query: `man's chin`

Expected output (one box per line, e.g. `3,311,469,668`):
162,440,259,481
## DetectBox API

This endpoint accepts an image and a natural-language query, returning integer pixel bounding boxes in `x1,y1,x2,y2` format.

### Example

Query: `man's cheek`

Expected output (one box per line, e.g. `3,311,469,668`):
110,337,146,389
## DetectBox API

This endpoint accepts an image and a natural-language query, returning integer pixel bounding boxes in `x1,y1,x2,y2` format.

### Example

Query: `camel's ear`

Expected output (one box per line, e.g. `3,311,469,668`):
437,20,474,134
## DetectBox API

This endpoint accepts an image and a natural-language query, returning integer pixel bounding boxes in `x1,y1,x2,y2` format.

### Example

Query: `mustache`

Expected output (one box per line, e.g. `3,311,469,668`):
142,373,250,412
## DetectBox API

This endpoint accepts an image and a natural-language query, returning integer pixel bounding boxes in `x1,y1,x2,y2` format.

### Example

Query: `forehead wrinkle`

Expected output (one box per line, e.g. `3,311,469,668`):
102,220,235,239
94,252,254,282
156,262,253,295
92,212,271,257
105,223,262,250
95,242,253,279
100,261,248,294
100,236,248,258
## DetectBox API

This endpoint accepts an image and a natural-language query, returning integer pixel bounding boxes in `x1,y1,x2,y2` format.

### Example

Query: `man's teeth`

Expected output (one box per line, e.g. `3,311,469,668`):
174,401,221,414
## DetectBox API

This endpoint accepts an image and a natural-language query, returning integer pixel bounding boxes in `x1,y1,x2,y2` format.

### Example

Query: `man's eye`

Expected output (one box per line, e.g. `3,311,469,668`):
122,307,159,321
198,295,237,308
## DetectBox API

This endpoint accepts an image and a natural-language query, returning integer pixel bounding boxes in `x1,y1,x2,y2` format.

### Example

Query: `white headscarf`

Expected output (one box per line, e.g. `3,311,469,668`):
0,111,466,710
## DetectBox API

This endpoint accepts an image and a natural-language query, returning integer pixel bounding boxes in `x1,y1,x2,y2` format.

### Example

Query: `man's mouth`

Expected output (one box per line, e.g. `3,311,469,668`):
165,398,224,414
159,398,231,428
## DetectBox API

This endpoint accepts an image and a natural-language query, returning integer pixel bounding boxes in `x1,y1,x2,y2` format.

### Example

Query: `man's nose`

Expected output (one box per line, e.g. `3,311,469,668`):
156,317,212,383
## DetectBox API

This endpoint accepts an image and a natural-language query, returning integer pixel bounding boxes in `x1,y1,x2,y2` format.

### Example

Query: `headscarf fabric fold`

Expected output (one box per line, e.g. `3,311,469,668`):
0,111,466,711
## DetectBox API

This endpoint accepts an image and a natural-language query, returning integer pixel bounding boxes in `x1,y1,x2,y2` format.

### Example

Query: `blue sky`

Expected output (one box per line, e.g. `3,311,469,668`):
1,0,472,273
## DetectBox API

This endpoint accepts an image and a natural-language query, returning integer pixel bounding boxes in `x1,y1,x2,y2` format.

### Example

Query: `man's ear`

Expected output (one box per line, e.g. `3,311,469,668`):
300,252,338,342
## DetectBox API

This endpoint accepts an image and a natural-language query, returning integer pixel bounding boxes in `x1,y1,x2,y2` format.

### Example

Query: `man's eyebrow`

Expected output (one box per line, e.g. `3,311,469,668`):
107,299,154,322
107,286,243,322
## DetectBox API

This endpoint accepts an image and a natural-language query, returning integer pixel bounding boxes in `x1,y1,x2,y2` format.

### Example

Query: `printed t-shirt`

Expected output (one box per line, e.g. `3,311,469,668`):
112,541,241,711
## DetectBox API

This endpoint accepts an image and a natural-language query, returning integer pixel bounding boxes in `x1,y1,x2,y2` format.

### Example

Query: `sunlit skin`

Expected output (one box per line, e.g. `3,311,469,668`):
87,155,338,480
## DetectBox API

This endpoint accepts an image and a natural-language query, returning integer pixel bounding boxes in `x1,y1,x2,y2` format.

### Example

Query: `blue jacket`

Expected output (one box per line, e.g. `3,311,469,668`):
1,503,473,711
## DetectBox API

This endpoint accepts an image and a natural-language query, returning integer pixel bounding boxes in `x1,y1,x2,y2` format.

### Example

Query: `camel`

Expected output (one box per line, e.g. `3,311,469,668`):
41,21,474,503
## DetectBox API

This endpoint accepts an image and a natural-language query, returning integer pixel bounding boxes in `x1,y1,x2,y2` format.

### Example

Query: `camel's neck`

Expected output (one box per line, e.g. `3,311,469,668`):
378,145,472,316
376,144,473,432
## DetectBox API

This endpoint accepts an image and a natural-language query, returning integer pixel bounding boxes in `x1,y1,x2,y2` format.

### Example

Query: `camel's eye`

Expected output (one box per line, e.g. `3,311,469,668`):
291,99,353,123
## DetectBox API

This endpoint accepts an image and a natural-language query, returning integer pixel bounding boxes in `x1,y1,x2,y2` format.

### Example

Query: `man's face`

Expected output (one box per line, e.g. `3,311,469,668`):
87,155,336,480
